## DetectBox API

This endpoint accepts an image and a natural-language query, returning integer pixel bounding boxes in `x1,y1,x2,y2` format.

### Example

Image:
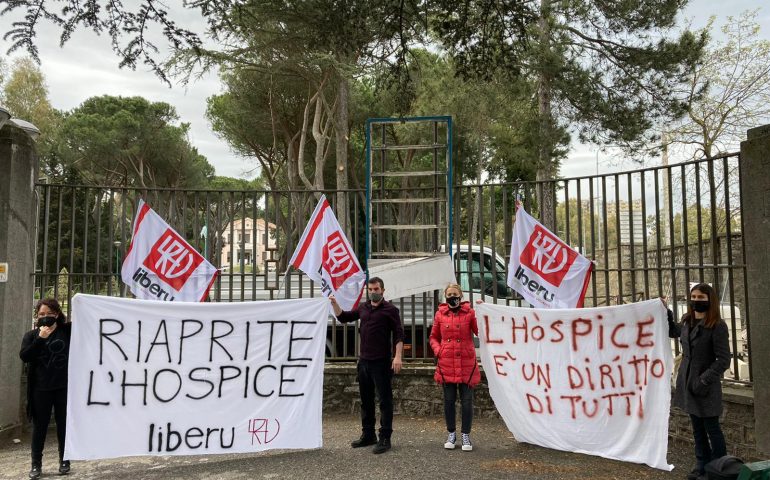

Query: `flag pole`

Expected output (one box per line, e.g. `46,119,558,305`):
277,267,292,299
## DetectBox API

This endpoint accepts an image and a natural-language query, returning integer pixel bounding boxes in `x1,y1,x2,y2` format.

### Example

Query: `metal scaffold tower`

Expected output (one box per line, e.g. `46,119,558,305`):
365,116,454,274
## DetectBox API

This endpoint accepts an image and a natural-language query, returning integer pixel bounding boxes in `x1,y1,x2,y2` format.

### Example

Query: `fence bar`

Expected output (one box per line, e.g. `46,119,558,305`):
29,153,751,382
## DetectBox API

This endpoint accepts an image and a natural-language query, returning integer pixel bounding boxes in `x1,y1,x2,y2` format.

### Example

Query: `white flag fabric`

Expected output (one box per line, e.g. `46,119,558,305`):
289,195,365,310
65,294,329,460
476,300,674,470
121,199,218,302
507,206,592,308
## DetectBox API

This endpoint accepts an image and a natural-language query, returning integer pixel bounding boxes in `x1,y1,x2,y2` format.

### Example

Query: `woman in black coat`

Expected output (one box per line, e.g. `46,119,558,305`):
668,283,730,480
19,298,72,479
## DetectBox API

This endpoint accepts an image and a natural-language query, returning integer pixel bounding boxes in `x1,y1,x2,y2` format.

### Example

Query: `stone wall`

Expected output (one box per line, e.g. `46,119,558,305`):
740,125,770,455
0,124,38,440
324,364,499,419
324,364,761,460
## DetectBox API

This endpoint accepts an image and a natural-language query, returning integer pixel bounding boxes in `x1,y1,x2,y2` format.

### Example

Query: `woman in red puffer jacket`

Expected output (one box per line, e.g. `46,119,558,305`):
429,283,481,452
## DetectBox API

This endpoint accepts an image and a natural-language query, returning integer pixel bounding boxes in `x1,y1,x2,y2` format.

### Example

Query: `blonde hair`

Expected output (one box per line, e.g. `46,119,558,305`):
444,283,463,297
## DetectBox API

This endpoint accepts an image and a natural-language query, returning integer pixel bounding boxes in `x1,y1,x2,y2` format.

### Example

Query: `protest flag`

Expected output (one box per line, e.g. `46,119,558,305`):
121,199,218,302
289,195,365,310
507,206,592,308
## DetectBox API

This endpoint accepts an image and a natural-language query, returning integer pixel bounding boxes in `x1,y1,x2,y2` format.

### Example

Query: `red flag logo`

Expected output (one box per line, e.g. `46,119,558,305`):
142,229,205,291
322,231,361,289
519,225,577,287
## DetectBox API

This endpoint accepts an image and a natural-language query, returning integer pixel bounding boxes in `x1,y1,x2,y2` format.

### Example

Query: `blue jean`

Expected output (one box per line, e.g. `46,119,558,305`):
689,414,726,473
443,383,474,434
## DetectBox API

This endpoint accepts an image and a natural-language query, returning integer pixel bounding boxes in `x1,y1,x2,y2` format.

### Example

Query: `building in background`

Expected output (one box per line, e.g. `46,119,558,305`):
220,218,276,271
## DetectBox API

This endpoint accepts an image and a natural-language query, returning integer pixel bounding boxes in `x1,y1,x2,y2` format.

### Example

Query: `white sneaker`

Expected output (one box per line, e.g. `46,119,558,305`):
444,431,456,449
461,433,473,451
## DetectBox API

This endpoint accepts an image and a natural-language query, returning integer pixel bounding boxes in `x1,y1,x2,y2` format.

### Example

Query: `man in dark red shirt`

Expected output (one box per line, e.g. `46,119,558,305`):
330,276,403,454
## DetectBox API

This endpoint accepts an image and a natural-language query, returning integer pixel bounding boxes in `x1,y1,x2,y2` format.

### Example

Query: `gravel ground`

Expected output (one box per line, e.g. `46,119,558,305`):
0,414,693,480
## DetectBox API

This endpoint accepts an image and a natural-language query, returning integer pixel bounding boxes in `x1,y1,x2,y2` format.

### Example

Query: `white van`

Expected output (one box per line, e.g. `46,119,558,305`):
448,244,513,302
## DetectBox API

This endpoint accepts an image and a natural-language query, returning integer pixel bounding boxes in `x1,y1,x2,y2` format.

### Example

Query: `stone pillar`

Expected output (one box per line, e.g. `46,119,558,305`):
0,124,38,439
740,124,770,456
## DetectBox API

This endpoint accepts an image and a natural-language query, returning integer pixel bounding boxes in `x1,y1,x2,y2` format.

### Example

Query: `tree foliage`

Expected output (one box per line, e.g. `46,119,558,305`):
670,10,770,159
0,57,62,169
2,0,202,83
431,0,706,164
53,95,214,187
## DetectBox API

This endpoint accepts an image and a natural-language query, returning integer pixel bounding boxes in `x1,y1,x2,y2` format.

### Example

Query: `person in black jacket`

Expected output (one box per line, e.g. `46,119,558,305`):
330,276,404,454
19,298,72,479
667,284,730,480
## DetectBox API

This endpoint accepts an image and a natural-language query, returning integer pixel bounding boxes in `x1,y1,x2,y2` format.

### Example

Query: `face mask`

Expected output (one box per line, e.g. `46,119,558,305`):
690,300,710,313
446,296,461,308
37,316,57,327
369,292,383,303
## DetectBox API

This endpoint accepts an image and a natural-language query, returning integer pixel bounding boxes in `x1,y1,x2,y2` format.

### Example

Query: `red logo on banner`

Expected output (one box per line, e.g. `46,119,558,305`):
142,229,204,291
322,231,360,289
519,225,577,287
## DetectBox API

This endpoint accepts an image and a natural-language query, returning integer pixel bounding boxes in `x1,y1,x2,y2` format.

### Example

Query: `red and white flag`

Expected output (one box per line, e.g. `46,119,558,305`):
507,206,592,308
289,195,365,311
121,199,218,302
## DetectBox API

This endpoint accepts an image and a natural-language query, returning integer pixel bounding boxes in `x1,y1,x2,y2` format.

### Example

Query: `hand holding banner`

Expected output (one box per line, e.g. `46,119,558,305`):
289,195,365,310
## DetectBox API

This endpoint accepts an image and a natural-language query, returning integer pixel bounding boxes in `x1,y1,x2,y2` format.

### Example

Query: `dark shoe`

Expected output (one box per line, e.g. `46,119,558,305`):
351,434,377,448
686,467,702,480
29,463,41,480
373,437,391,454
59,460,71,475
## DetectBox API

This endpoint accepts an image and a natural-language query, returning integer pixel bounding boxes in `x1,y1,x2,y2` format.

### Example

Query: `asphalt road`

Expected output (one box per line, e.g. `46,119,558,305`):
0,414,694,480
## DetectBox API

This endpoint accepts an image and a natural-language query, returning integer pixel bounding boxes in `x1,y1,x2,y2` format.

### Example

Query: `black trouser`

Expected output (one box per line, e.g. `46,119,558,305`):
357,359,393,440
690,414,726,473
31,388,67,463
443,383,473,434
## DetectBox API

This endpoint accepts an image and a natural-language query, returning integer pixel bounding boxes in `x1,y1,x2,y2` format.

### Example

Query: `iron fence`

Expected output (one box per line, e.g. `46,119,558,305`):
32,153,750,383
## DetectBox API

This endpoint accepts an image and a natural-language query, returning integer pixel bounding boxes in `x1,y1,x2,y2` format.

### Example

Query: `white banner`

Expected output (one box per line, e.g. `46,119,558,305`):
121,199,218,302
289,195,365,310
507,207,592,308
477,300,673,470
65,294,329,460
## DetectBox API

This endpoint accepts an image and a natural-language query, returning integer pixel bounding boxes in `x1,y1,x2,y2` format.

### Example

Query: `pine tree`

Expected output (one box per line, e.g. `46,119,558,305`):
431,0,705,228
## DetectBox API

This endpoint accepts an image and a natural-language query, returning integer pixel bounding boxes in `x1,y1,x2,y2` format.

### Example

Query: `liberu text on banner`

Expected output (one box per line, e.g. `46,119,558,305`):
507,206,592,308
121,199,218,302
64,295,329,460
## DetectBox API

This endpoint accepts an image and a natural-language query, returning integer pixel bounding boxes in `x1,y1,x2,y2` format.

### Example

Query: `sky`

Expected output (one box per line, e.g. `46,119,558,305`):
1,1,768,180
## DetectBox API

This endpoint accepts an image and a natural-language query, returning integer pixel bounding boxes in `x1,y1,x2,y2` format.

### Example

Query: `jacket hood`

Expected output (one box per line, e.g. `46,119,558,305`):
438,300,471,314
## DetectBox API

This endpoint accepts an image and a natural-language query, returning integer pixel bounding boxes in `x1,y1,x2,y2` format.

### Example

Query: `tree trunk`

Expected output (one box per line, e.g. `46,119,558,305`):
313,94,333,193
334,74,351,236
286,132,304,271
537,0,556,230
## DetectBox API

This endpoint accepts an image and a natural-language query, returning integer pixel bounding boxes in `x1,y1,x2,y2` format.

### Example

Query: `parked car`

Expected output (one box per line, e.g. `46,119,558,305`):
448,244,514,302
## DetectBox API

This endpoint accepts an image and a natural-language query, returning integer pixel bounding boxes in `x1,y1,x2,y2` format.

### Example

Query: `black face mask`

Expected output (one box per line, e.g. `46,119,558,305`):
37,315,57,327
446,296,461,308
689,300,710,313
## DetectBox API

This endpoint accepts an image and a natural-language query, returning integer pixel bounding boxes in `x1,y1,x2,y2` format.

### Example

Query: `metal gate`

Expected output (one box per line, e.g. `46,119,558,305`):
32,153,751,383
